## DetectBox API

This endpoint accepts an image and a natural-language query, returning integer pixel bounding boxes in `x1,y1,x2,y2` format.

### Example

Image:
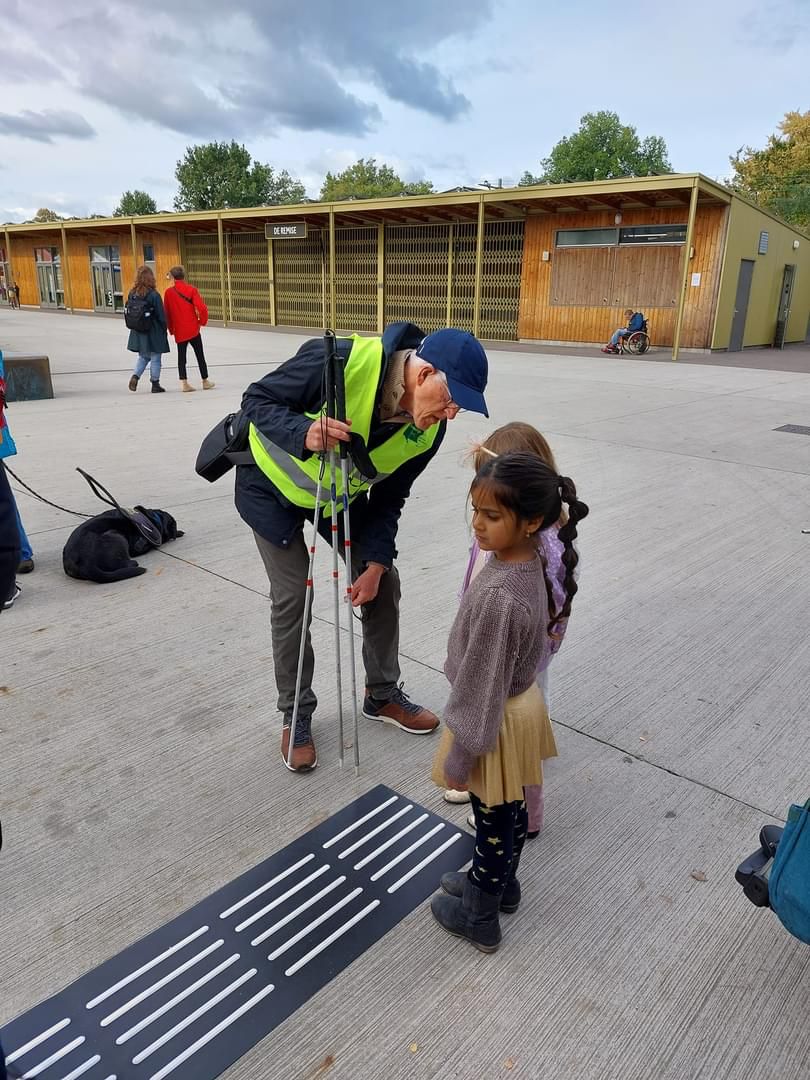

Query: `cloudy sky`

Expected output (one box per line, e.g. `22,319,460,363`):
0,0,806,222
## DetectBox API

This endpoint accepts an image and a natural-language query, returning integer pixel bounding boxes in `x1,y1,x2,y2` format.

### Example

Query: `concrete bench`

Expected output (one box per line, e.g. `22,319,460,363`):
2,354,54,401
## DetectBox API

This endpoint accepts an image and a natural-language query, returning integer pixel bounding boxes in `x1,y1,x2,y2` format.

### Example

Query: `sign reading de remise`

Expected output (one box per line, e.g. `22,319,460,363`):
265,222,308,240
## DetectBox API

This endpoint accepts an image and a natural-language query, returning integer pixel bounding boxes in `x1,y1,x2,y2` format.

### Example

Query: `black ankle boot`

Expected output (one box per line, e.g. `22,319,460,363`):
440,871,521,913
151,380,166,393
431,878,502,952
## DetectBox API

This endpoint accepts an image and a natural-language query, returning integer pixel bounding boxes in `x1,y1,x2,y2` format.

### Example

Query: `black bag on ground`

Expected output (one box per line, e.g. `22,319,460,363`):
124,292,155,332
196,409,253,482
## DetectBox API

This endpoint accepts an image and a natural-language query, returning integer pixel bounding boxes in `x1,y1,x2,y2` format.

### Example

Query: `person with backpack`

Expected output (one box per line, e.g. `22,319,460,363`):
126,266,169,393
163,265,214,392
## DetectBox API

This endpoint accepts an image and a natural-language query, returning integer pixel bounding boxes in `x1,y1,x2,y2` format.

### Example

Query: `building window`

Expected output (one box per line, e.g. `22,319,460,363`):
88,244,124,312
619,224,687,245
555,224,687,249
556,227,618,248
34,246,64,308
758,231,769,255
143,243,156,272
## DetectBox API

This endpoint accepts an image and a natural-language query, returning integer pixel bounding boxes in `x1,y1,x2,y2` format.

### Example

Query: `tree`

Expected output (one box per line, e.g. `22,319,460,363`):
320,158,434,201
525,111,673,184
730,111,810,230
113,190,157,216
174,141,306,210
30,207,63,222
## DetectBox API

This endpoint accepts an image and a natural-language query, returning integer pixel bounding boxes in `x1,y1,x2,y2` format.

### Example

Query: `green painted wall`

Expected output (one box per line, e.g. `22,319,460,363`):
712,198,810,349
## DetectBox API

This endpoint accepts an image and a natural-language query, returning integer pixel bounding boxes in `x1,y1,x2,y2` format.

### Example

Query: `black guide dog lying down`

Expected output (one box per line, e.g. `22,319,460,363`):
63,506,183,583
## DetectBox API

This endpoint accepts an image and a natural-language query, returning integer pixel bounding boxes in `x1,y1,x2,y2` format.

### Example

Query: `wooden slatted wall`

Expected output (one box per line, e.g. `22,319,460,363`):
519,205,727,347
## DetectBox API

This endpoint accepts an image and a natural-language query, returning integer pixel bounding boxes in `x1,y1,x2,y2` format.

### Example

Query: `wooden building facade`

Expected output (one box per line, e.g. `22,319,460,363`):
4,174,809,356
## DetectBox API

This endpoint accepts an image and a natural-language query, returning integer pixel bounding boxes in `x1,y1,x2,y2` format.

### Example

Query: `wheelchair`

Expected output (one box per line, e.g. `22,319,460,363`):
619,320,650,355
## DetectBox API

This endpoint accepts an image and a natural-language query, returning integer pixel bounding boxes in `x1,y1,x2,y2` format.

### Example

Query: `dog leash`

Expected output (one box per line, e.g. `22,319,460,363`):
3,462,91,518
3,467,160,547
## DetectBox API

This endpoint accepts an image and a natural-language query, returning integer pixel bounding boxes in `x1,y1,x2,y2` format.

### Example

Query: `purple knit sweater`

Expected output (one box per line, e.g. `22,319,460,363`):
443,555,552,784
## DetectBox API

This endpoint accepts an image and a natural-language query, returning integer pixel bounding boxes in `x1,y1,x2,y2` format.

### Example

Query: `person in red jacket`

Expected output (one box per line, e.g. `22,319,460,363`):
163,265,215,392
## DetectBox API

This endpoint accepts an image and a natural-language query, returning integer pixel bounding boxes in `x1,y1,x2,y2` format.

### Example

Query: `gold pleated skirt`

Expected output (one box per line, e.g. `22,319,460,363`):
431,682,558,806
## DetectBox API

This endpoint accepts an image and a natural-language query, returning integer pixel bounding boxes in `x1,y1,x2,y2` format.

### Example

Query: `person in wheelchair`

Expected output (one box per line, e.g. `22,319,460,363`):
602,309,645,353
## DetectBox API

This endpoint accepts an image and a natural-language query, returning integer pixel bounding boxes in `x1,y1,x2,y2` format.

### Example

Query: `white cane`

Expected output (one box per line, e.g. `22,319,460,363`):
328,448,345,767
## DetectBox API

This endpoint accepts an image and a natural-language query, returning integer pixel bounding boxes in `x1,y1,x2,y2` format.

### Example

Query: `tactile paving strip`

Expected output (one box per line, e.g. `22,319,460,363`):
1,785,473,1080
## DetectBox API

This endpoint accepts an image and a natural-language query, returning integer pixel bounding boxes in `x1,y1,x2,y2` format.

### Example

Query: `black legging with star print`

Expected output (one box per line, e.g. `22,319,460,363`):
468,792,529,896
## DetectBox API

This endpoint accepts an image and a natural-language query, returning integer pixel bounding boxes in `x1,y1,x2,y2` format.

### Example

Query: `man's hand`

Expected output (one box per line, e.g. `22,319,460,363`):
304,417,352,453
351,562,386,606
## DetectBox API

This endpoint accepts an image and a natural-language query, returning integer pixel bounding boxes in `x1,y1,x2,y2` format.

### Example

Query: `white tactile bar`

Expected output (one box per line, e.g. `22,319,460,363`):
337,804,414,859
369,824,446,882
86,927,209,1010
219,854,316,920
250,876,347,947
116,954,242,1045
132,969,261,1065
353,813,430,870
233,865,330,933
100,940,224,1026
321,795,399,848
146,982,276,1080
4,1019,71,1065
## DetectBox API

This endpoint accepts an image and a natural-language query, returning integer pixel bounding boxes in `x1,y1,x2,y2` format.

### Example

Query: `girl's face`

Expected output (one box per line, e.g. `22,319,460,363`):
471,485,542,562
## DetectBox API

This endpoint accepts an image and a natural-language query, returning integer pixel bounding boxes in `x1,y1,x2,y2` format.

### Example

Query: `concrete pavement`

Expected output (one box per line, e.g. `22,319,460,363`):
1,309,809,1080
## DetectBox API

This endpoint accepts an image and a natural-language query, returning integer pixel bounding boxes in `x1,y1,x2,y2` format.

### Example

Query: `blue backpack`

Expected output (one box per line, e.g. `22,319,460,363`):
769,799,810,945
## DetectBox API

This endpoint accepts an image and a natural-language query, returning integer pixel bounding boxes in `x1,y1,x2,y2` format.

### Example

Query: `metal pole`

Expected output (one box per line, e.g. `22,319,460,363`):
130,220,138,275
446,222,454,327
320,231,328,331
225,231,233,323
60,224,74,312
267,237,276,325
329,209,336,331
376,222,385,333
472,198,485,336
672,177,700,362
287,464,325,770
3,228,12,283
216,214,227,326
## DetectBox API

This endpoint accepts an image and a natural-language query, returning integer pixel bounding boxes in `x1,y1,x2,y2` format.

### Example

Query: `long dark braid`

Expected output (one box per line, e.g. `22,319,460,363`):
553,475,588,628
472,452,589,633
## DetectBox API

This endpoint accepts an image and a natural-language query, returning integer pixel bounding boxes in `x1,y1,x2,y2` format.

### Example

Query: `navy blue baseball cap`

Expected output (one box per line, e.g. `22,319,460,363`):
416,329,489,418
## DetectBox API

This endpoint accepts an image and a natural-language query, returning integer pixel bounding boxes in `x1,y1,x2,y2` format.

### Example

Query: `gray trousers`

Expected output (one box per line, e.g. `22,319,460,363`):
253,530,401,719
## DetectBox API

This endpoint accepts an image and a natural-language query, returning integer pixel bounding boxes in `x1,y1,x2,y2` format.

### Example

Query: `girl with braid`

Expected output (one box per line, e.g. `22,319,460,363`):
430,452,588,952
444,422,571,840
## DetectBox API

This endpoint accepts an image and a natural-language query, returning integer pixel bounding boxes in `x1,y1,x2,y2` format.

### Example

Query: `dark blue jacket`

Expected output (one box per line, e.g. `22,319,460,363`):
126,288,170,355
628,311,645,332
235,323,446,567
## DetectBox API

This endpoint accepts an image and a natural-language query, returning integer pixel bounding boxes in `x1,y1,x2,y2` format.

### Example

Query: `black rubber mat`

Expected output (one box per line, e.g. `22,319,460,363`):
1,785,473,1080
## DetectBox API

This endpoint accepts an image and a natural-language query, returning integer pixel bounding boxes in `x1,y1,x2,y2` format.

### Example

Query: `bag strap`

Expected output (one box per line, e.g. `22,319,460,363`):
174,286,195,306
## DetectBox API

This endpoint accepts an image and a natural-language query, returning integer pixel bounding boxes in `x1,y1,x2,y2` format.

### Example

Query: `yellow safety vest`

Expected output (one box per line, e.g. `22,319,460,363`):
248,335,441,514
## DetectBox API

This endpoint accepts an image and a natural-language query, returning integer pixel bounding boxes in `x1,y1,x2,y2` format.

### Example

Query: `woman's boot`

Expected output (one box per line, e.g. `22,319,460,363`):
180,380,195,392
151,380,166,394
128,374,139,392
431,878,502,952
202,378,216,390
440,871,521,914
